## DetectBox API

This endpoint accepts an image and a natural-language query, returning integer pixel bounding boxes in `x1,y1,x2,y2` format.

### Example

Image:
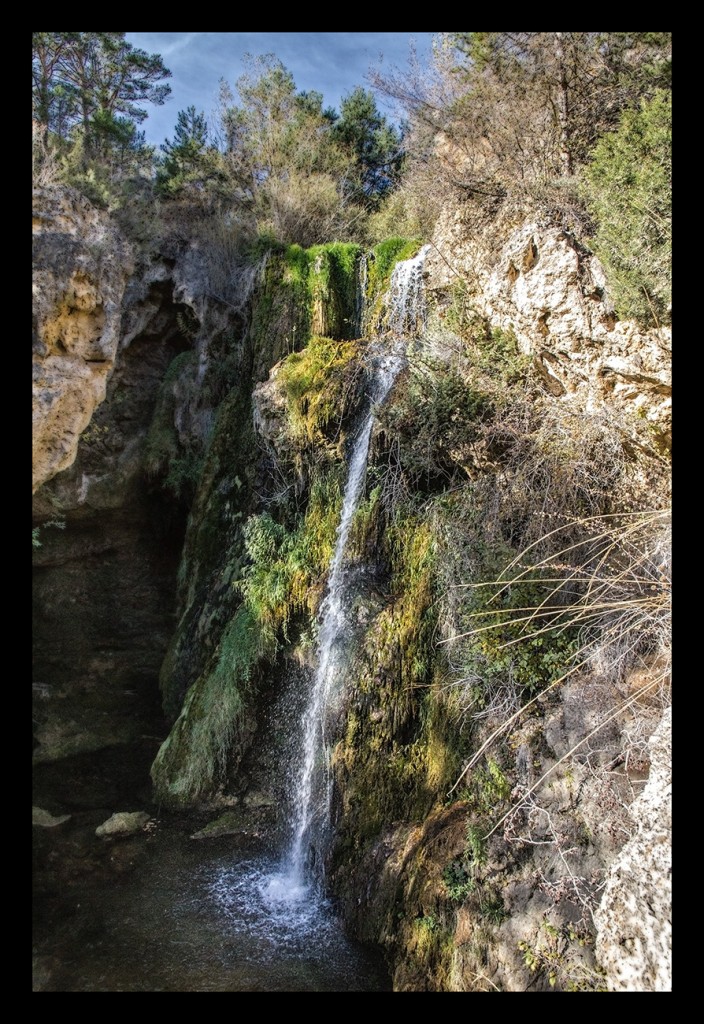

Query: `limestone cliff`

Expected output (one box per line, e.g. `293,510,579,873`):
427,205,671,438
32,186,670,993
32,187,134,492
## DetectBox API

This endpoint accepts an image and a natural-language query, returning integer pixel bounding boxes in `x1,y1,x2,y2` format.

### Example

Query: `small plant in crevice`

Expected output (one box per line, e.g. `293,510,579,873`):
478,889,508,925
443,858,477,903
32,519,66,549
519,919,607,991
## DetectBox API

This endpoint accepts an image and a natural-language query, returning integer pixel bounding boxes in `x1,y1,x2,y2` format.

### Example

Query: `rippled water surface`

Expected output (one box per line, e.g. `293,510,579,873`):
33,816,390,992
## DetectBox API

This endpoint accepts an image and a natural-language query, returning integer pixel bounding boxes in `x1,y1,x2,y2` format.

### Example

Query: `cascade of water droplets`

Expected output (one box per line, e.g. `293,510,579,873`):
283,244,430,886
387,244,430,338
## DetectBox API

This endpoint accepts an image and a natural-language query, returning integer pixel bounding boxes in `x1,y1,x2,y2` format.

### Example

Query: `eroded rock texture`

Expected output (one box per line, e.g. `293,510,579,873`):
594,707,672,991
32,187,134,491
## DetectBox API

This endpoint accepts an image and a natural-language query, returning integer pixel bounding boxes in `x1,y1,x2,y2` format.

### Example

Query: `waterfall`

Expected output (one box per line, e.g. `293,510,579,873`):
280,244,431,886
286,351,403,882
387,244,430,337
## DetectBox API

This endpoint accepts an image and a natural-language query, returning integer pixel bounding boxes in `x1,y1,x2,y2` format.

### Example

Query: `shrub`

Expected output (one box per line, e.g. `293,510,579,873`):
581,90,671,326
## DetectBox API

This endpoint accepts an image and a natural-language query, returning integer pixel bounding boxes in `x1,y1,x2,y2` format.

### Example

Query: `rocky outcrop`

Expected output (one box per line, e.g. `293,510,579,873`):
32,187,134,492
95,811,151,838
32,188,195,765
594,706,672,991
427,208,671,434
32,806,71,828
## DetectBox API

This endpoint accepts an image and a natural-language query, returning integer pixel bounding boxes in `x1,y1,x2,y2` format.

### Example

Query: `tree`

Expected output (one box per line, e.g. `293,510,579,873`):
32,32,171,159
217,55,356,245
582,90,671,326
157,106,221,195
331,87,404,208
369,32,671,208
452,32,671,177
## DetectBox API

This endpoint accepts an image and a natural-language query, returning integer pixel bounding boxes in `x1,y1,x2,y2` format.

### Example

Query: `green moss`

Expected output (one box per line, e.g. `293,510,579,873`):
363,237,422,332
277,334,366,444
158,386,259,719
249,245,312,362
144,351,200,501
330,512,470,848
307,243,362,339
248,241,363,362
238,469,343,645
151,606,269,807
368,237,422,295
348,484,383,561
458,759,511,822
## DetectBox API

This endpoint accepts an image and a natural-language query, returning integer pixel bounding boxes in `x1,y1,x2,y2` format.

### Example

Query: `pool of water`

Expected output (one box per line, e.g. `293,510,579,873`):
33,814,390,992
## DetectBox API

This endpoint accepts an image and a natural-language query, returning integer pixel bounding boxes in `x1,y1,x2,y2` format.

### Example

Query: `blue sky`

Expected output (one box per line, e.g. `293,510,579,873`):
125,32,438,147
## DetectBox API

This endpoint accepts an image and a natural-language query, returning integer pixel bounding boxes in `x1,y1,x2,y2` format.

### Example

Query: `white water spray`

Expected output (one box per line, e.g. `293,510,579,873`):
286,352,403,882
387,244,430,337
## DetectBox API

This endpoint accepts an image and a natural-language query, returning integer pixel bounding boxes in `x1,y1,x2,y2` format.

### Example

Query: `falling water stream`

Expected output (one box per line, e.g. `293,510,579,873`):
33,246,430,992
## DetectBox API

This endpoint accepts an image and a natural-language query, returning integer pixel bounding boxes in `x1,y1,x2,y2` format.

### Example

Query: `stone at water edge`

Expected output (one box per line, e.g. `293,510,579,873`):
95,810,151,837
33,806,71,827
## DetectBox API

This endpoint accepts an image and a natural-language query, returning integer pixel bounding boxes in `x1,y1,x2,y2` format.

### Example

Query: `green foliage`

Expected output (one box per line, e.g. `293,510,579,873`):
519,921,607,991
380,360,493,494
218,54,363,245
582,90,671,325
331,87,404,209
307,243,362,339
238,471,342,645
151,606,267,806
32,519,65,549
448,32,671,182
385,516,437,683
330,512,458,846
442,859,477,902
465,823,487,865
348,484,383,561
248,244,311,359
443,297,530,387
366,237,422,303
156,106,224,197
32,32,169,182
278,335,365,443
453,564,580,702
479,891,508,924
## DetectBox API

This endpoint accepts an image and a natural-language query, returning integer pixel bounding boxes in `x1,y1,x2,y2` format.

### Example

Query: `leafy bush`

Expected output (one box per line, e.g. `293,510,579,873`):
582,90,671,326
380,360,493,496
238,471,342,645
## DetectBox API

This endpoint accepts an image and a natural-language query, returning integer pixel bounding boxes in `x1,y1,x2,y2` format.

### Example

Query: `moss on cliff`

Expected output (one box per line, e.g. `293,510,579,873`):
151,606,269,806
151,240,367,796
277,334,366,445
144,350,201,502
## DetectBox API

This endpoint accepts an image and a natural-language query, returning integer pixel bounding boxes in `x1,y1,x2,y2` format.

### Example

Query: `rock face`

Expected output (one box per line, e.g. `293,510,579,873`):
427,207,671,434
594,707,672,991
95,810,151,837
32,187,135,491
32,806,71,828
32,187,193,765
32,330,189,762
